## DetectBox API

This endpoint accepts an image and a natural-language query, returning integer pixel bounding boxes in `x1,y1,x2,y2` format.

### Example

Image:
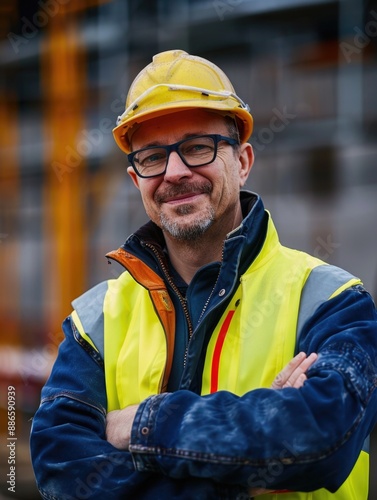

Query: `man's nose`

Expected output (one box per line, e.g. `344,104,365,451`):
163,151,193,181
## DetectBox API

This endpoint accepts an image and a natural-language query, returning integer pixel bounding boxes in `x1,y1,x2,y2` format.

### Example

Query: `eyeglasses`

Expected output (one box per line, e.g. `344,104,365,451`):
127,134,239,178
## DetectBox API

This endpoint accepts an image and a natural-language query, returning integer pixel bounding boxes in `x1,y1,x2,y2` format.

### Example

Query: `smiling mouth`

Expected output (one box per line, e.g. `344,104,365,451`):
156,183,212,205
164,192,204,204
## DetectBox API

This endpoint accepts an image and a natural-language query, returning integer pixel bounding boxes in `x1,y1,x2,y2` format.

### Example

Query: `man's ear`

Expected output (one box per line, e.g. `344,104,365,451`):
238,143,254,187
127,166,140,190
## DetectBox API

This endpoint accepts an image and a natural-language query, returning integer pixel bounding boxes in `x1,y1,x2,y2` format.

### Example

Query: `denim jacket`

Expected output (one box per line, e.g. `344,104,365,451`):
30,192,377,499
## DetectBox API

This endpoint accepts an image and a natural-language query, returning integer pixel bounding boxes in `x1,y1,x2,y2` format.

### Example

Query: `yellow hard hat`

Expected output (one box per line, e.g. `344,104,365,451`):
113,49,253,154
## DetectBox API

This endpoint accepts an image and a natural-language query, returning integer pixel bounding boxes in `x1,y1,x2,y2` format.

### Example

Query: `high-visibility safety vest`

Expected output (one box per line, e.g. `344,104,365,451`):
71,217,368,499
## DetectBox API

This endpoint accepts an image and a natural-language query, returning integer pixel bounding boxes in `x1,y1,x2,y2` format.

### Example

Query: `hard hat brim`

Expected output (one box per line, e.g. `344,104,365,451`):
113,101,253,155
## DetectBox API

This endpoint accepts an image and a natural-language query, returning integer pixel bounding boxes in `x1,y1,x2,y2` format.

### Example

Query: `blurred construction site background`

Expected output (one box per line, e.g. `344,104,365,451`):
0,0,377,498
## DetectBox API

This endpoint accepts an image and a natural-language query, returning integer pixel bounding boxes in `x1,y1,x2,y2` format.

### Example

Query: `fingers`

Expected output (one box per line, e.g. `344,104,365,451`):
286,352,318,388
295,352,318,376
290,372,307,389
271,352,305,389
271,352,318,390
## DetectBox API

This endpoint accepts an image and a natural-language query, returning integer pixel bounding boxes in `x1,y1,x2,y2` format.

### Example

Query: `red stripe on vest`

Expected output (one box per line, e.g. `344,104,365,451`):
210,310,236,393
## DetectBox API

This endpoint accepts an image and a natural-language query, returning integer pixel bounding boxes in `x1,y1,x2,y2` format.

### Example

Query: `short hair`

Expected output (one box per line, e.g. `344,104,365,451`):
225,116,241,153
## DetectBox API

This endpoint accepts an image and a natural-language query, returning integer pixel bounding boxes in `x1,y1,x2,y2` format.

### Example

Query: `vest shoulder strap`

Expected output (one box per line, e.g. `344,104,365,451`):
71,280,109,358
296,264,370,468
297,264,362,341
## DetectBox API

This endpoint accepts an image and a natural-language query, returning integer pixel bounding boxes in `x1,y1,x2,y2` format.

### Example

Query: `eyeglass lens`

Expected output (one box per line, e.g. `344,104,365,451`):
133,136,216,176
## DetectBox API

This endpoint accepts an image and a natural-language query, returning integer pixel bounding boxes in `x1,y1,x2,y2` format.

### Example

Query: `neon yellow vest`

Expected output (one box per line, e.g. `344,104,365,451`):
72,217,367,499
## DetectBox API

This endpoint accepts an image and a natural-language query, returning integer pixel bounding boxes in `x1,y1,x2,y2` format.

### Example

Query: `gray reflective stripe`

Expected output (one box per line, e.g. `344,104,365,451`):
297,264,357,341
297,266,370,457
363,436,370,453
71,280,109,358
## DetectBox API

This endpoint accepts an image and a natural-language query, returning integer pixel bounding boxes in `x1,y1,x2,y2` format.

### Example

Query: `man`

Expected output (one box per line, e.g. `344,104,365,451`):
31,50,377,499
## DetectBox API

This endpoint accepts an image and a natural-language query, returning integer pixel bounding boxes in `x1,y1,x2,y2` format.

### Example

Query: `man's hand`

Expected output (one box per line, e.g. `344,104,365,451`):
271,351,318,390
106,404,139,450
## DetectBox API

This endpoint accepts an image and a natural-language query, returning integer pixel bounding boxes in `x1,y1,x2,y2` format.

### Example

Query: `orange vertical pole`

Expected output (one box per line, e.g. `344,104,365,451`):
41,8,87,337
0,94,20,345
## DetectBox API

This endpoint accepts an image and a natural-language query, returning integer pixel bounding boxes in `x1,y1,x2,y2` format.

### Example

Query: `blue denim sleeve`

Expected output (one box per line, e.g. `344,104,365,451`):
30,316,246,499
129,286,377,492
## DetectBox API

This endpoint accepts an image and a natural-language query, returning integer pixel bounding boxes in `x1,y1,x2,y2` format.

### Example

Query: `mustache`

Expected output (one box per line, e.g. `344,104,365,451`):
155,182,212,203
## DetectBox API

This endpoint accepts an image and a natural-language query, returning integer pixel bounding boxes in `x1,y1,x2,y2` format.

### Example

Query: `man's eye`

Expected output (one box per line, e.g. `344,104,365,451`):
148,153,164,163
139,151,166,166
184,144,212,155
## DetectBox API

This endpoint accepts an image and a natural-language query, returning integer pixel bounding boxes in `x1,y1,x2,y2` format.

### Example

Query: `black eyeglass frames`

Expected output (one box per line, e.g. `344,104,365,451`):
127,134,239,178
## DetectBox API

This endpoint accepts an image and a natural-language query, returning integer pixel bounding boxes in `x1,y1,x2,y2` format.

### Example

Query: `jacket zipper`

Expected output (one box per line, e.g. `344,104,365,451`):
144,242,224,371
182,247,224,368
144,242,194,354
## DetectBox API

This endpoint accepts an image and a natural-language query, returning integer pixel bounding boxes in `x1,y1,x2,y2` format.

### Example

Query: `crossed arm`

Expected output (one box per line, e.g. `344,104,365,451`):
105,351,318,497
106,351,318,450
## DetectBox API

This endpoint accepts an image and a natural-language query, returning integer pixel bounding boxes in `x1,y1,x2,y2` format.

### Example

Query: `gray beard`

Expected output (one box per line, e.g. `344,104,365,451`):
160,205,215,241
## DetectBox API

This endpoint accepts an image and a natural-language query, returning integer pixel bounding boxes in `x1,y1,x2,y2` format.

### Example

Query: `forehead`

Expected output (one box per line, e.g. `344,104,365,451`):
131,109,229,149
